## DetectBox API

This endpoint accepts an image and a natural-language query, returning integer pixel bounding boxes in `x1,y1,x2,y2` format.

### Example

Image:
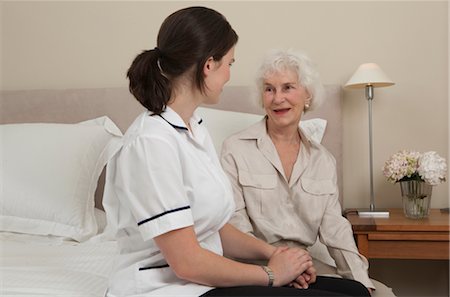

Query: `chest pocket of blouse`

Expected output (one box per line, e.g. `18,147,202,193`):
239,171,278,219
301,177,337,196
299,177,338,226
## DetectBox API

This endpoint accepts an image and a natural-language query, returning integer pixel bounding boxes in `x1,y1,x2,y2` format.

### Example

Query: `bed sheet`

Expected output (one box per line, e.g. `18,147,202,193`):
0,232,118,296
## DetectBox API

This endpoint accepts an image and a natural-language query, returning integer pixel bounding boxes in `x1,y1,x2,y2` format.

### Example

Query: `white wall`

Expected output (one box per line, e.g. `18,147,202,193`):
1,1,449,296
2,0,448,210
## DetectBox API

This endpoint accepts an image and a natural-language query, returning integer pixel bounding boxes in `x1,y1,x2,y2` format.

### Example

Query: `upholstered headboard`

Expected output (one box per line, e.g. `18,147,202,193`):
0,85,343,206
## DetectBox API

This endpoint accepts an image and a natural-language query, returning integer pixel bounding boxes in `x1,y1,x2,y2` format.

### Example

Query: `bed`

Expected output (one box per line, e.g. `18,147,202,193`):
0,85,344,295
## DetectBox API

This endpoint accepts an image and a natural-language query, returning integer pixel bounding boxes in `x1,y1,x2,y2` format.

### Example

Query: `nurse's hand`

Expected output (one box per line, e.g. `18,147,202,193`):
267,246,314,287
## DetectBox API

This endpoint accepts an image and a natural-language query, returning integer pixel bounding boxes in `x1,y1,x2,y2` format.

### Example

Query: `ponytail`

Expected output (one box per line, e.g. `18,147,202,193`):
127,7,238,114
127,48,171,114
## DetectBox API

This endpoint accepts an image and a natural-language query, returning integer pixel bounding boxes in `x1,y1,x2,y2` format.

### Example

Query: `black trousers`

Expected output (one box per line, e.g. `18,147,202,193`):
201,276,370,297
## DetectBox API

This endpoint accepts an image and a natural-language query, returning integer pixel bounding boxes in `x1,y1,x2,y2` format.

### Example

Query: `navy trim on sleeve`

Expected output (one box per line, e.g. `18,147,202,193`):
137,206,191,226
139,264,170,271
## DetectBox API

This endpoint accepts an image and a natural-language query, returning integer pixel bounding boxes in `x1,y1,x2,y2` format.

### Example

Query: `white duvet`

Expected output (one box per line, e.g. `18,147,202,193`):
0,232,117,296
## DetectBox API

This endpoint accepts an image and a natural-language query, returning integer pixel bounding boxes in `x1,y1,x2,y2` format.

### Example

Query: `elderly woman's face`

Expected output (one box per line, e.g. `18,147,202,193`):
262,69,310,129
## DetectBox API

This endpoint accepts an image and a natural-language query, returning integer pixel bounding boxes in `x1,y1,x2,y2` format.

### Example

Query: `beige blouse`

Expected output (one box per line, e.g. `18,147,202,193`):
220,119,374,289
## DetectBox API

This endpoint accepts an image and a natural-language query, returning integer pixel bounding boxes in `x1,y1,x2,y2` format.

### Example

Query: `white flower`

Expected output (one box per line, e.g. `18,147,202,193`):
417,151,447,185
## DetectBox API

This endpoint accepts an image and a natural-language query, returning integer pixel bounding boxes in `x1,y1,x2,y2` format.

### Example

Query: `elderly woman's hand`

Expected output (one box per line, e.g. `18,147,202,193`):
267,246,314,287
290,264,317,289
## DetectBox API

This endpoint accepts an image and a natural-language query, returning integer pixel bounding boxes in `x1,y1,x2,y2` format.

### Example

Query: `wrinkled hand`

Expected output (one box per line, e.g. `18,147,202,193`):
267,246,314,287
290,265,317,289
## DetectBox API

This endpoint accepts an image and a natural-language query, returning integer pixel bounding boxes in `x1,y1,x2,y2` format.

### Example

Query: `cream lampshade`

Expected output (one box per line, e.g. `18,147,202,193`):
345,63,395,89
345,63,395,217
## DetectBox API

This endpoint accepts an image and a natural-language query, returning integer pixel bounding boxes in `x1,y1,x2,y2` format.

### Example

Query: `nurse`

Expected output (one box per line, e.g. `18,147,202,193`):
103,6,355,297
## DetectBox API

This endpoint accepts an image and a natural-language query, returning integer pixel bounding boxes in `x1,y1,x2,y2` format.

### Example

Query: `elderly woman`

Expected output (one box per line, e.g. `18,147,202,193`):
221,49,392,296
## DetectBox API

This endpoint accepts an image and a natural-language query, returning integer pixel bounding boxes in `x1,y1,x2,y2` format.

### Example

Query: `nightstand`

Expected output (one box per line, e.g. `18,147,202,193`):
344,208,450,260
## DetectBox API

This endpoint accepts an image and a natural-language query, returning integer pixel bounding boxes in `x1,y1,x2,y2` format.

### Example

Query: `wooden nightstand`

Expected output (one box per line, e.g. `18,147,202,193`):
344,208,450,260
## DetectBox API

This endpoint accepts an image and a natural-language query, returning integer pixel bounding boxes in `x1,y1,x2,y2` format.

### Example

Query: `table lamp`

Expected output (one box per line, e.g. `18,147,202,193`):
345,63,395,217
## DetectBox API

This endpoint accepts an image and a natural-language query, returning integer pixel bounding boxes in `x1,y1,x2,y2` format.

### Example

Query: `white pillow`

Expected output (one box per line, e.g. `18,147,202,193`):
0,116,122,242
196,107,327,154
196,107,263,154
300,118,327,144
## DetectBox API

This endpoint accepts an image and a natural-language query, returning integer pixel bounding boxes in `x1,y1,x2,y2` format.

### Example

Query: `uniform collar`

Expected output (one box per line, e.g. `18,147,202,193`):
155,106,208,148
156,106,203,132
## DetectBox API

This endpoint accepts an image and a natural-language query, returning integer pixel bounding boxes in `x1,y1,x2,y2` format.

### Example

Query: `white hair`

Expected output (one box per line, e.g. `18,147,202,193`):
255,49,325,112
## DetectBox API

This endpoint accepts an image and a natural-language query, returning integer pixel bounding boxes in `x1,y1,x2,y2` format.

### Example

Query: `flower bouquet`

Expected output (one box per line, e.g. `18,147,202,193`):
382,150,447,218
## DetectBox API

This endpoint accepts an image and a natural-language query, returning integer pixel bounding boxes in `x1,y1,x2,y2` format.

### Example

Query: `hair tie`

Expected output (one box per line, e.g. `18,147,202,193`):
154,47,162,56
153,47,165,74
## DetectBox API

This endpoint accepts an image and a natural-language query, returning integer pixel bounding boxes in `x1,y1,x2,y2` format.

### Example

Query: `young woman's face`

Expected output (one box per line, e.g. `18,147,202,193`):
203,47,235,104
262,69,310,130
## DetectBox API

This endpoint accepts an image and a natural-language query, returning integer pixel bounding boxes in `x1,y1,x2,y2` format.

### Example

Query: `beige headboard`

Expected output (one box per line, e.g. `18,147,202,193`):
0,85,343,206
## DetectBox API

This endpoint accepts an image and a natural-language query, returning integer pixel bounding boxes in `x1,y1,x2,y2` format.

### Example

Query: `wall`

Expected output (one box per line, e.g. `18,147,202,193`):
1,1,449,296
2,0,448,209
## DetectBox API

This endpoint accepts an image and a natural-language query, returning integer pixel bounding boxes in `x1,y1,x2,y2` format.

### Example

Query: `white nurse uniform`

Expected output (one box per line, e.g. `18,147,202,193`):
103,107,235,296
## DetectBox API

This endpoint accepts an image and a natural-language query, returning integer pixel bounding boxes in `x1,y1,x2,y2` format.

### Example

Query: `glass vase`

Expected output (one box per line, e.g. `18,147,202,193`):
399,180,432,219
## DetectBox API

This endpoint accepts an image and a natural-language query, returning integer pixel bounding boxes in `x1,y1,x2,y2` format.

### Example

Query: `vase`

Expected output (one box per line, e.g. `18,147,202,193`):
399,180,432,219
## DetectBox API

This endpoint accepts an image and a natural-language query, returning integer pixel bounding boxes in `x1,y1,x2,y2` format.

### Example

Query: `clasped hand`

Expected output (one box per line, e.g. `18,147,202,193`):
267,246,316,288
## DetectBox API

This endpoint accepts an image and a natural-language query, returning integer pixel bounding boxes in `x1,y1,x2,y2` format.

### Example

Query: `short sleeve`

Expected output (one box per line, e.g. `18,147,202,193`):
114,135,193,241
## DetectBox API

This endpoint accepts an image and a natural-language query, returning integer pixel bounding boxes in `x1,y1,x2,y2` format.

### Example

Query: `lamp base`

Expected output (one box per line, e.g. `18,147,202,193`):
357,208,390,218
